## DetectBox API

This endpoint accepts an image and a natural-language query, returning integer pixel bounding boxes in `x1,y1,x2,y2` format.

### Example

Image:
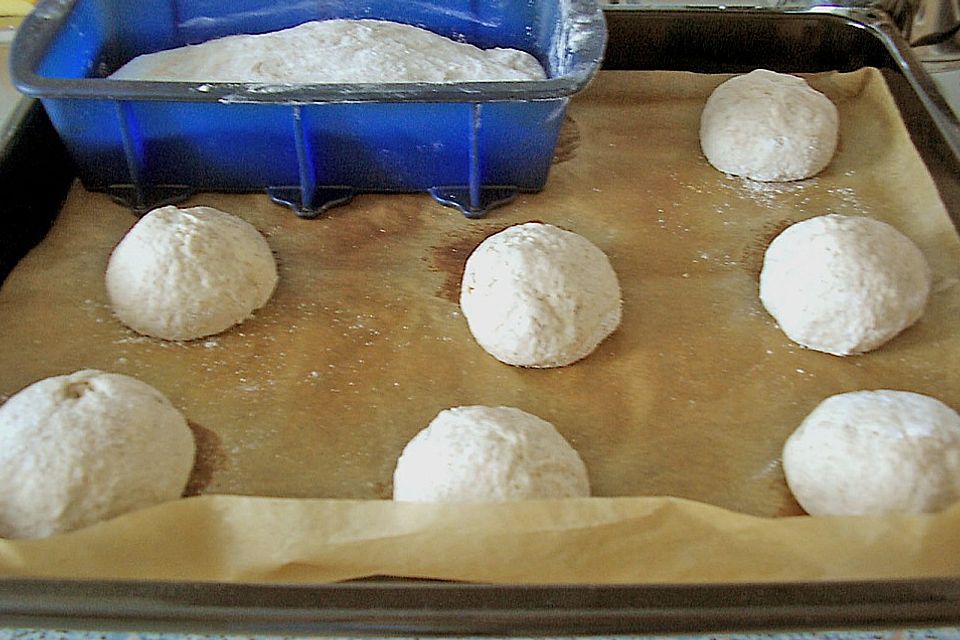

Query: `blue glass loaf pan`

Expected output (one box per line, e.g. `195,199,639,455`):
10,0,606,218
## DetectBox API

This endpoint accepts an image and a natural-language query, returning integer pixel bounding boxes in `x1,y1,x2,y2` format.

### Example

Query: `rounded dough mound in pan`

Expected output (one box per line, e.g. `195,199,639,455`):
393,405,590,503
700,69,839,182
760,214,931,356
783,390,960,516
0,370,195,539
106,205,278,341
460,222,622,368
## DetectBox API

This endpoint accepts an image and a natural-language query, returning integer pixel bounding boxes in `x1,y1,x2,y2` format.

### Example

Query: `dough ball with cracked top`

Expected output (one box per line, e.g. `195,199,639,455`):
783,390,960,516
393,405,590,503
759,214,931,356
0,370,196,539
459,222,622,368
700,69,839,181
106,205,278,341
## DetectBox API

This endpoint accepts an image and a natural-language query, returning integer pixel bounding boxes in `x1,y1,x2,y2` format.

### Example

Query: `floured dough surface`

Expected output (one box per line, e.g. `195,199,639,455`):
759,214,931,356
783,390,960,516
700,69,839,181
110,19,546,83
393,406,590,503
0,370,195,539
105,205,278,341
460,222,622,368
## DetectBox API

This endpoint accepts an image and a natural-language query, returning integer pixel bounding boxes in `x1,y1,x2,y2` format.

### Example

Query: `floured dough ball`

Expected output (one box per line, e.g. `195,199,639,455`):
0,370,196,539
460,222,622,368
759,214,931,356
700,69,839,181
106,205,278,341
393,406,590,502
783,390,960,516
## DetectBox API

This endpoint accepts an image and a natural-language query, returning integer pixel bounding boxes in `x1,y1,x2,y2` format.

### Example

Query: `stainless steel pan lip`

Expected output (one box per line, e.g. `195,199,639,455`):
2,576,960,636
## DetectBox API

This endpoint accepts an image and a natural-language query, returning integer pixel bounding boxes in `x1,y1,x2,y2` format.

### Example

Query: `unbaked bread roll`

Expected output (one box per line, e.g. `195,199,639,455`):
459,222,622,368
106,205,278,341
759,214,931,355
783,390,960,516
393,405,590,503
0,370,195,539
700,69,839,182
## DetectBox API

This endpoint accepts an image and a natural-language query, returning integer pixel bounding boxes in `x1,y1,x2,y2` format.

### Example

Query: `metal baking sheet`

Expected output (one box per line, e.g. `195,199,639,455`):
0,5,959,635
2,67,956,517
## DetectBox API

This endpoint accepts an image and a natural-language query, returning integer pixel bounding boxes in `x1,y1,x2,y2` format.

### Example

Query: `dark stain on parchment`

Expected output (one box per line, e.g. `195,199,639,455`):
741,218,801,283
427,225,503,304
372,479,392,500
552,115,581,164
183,420,227,497
777,493,807,517
770,458,806,517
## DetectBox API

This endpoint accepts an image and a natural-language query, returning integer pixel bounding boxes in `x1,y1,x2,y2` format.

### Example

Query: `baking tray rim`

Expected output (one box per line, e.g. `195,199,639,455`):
1,4,960,636
2,575,960,636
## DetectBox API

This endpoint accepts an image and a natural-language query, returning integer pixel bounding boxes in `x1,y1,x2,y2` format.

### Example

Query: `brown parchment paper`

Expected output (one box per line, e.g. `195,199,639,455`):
0,68,958,583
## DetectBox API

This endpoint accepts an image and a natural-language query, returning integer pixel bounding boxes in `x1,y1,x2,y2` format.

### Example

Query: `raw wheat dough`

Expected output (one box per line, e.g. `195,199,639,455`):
759,214,931,356
782,390,960,516
459,222,622,368
700,69,839,181
109,19,546,83
393,406,590,503
105,205,278,341
0,370,196,539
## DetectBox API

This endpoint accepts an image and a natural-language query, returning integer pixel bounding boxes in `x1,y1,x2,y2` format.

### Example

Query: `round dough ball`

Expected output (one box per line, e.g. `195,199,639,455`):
106,205,279,341
700,69,839,181
0,370,196,539
393,405,590,503
759,214,931,356
459,222,622,368
783,390,960,516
